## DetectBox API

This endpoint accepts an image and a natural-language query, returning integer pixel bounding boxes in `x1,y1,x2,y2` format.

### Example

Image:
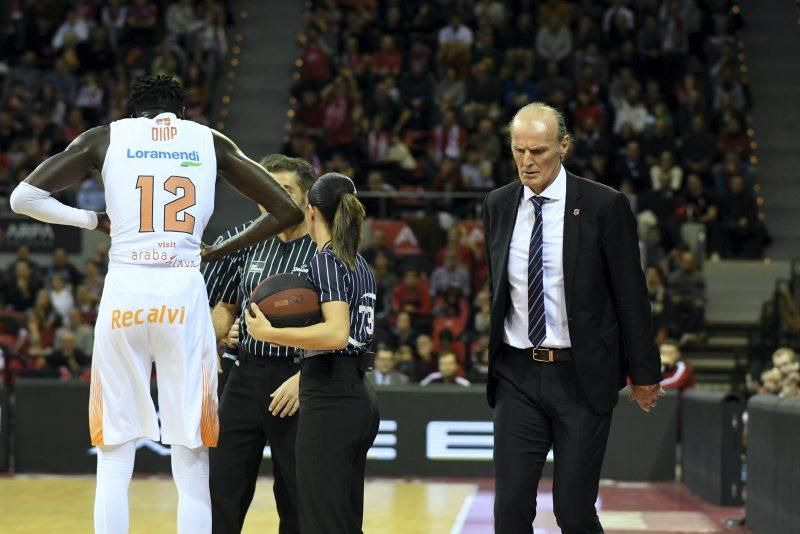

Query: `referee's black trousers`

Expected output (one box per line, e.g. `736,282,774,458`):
493,346,613,534
210,357,300,534
296,355,380,534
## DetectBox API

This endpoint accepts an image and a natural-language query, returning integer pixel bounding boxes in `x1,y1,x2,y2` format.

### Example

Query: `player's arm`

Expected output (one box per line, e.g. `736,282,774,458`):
203,131,304,262
9,126,110,232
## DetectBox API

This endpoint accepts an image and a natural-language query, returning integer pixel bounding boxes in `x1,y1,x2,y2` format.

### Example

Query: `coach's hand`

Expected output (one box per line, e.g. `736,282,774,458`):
245,303,274,342
629,383,665,412
223,319,240,348
269,372,300,418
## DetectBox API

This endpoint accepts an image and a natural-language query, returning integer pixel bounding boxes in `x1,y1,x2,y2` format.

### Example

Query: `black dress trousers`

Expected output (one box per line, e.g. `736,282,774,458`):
493,346,613,534
295,356,380,534
217,355,236,397
210,358,300,534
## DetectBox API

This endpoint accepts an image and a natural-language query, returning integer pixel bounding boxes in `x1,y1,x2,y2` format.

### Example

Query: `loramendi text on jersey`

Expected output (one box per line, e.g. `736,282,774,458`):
103,112,217,268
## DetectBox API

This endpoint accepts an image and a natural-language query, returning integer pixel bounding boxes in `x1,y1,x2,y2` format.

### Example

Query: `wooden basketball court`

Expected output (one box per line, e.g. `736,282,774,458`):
0,476,748,533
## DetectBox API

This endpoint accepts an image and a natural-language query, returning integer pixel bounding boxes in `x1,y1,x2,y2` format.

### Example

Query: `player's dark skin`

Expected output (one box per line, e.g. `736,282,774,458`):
21,111,304,263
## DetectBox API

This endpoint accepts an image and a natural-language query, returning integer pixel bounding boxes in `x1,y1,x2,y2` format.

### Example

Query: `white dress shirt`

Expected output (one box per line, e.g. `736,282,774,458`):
503,165,572,349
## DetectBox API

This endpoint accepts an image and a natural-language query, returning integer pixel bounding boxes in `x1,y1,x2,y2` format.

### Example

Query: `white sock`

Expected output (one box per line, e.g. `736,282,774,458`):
94,441,136,534
171,445,211,534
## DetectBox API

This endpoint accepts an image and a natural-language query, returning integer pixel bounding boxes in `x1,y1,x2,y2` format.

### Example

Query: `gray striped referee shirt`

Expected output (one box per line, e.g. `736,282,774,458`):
202,220,317,359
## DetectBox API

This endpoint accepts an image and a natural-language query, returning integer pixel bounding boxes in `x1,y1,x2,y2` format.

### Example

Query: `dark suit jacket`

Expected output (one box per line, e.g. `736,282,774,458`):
483,172,661,414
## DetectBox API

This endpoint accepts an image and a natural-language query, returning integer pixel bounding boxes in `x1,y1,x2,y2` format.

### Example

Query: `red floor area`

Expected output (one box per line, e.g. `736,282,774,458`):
459,479,749,533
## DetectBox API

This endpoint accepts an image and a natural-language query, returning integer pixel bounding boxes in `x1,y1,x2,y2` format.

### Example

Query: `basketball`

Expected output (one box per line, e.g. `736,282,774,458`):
249,273,322,328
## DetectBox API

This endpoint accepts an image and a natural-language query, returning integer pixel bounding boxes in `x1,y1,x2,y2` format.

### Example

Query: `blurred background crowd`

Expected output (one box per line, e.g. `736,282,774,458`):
0,0,792,398
0,0,233,211
283,0,775,389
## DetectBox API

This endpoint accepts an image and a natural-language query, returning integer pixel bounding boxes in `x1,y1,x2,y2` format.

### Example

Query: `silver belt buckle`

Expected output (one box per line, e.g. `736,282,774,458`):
532,347,555,363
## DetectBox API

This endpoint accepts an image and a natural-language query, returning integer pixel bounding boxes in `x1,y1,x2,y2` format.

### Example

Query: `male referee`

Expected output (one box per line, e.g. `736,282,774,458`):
206,154,317,534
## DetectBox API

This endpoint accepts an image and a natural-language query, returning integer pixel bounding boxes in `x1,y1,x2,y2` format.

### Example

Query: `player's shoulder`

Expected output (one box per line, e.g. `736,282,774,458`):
72,124,110,145
210,128,235,152
67,125,110,168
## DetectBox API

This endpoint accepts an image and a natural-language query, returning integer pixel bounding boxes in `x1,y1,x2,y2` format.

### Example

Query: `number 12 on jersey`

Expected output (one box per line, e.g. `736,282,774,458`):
136,175,197,234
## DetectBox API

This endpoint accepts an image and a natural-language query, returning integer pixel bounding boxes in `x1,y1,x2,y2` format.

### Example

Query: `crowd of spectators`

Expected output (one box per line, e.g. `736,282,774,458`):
748,347,800,398
285,0,766,385
0,0,232,211
0,0,775,390
0,245,109,382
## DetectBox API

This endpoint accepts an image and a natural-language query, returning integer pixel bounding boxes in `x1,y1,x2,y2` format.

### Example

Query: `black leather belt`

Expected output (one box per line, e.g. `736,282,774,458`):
503,343,572,363
300,353,375,377
300,352,375,372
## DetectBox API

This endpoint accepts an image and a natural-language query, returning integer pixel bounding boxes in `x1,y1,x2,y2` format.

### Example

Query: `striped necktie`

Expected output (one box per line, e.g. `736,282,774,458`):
528,195,547,347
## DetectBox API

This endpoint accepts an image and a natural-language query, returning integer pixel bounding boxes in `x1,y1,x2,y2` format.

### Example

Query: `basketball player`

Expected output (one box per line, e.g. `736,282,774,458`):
245,172,379,533
9,75,304,534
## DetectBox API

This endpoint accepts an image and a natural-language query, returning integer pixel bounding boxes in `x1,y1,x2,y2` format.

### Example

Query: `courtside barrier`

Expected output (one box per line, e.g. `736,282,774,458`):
602,388,678,481
13,380,677,479
681,390,744,505
746,394,800,533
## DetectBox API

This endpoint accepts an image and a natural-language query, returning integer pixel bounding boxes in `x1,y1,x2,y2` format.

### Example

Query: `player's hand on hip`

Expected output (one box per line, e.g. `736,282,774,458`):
223,318,240,348
629,383,665,412
94,212,111,235
245,303,273,341
269,371,300,417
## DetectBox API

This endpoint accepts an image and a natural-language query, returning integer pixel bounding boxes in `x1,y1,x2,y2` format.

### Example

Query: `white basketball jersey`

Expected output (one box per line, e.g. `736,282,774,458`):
102,112,216,268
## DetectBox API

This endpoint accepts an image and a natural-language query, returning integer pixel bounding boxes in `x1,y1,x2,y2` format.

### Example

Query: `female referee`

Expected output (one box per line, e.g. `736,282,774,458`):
245,172,379,533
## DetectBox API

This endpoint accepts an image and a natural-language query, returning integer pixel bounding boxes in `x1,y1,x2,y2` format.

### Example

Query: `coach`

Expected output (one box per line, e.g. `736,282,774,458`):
205,154,317,534
483,103,664,534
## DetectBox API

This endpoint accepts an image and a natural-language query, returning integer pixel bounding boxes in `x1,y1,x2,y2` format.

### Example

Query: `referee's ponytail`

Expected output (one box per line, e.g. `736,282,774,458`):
309,173,365,270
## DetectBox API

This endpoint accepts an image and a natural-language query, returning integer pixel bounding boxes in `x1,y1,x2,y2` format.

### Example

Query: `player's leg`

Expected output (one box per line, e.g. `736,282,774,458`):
172,444,212,534
94,440,136,534
91,270,159,533
150,271,218,533
89,270,160,447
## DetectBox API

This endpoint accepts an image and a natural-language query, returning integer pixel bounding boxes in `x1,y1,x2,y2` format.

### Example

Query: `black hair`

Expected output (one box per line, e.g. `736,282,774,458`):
308,172,365,270
259,154,317,193
127,75,187,117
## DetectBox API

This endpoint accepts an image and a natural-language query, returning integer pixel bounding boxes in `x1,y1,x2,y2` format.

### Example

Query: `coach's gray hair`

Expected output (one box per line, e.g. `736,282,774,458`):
509,103,572,149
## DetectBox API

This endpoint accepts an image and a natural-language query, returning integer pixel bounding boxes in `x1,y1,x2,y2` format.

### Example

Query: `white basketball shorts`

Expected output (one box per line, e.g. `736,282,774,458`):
88,266,218,448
